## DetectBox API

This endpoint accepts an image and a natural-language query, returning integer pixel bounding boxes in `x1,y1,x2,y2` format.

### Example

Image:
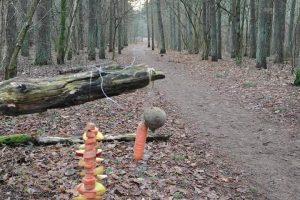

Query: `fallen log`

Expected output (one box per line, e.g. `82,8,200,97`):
0,64,164,115
57,62,116,74
0,132,172,146
58,67,85,75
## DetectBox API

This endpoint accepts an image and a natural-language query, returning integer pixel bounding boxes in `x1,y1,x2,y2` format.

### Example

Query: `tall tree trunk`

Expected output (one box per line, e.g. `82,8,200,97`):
169,0,176,50
35,0,52,65
20,0,29,57
230,0,241,58
286,0,296,58
117,0,123,54
244,4,249,57
99,0,106,59
109,0,114,52
0,0,5,67
292,7,300,80
3,0,17,77
88,0,96,60
156,0,166,54
151,0,155,50
210,0,218,61
249,0,256,58
216,0,222,59
57,0,66,64
77,0,84,51
64,0,80,62
294,9,300,84
177,0,181,52
123,0,128,47
294,51,300,86
5,0,41,80
271,0,287,63
202,0,209,60
240,0,246,56
265,0,273,57
256,0,267,69
187,11,193,53
146,0,150,47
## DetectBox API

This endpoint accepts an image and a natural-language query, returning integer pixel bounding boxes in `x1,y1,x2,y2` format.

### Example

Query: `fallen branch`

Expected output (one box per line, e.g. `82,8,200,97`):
0,132,172,146
0,64,165,115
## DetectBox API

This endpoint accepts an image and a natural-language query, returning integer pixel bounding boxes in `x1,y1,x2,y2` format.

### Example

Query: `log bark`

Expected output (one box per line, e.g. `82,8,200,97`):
0,64,165,116
0,132,172,146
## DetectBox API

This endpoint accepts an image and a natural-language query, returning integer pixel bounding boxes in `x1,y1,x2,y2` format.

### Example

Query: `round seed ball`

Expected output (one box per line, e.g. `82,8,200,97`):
143,107,167,132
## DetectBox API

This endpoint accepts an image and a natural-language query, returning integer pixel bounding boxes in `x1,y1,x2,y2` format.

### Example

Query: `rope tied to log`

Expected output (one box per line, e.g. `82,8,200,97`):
87,58,156,111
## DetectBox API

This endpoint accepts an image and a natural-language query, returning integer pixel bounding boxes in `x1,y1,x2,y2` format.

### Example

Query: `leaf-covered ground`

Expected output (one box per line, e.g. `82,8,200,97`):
0,51,260,199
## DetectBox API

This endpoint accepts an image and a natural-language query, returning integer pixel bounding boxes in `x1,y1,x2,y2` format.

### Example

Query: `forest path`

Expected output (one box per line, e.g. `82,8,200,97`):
125,43,299,200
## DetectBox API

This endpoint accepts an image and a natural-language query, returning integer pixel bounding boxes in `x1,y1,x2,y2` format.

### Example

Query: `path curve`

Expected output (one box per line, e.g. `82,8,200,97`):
126,43,299,200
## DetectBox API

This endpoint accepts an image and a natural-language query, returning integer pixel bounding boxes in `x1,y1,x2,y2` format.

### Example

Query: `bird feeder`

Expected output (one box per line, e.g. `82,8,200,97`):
73,123,106,200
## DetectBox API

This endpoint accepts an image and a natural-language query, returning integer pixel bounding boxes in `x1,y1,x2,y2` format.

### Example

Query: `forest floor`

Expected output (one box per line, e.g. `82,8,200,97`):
0,42,299,200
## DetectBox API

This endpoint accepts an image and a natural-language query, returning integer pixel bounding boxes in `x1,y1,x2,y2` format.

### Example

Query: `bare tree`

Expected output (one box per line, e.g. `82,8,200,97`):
256,0,268,69
249,0,256,58
156,0,166,54
271,0,287,63
88,0,97,60
35,0,52,65
210,0,217,61
146,0,150,47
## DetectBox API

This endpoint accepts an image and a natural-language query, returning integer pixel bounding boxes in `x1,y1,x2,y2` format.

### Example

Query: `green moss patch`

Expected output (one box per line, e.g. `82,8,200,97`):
294,69,300,86
0,134,33,145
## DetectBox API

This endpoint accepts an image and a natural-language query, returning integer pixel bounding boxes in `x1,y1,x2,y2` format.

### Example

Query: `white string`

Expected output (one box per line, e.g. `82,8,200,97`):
142,67,155,110
98,66,123,108
87,57,153,110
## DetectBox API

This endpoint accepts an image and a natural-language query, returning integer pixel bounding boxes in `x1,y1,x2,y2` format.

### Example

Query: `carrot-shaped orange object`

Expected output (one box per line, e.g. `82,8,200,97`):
133,122,148,160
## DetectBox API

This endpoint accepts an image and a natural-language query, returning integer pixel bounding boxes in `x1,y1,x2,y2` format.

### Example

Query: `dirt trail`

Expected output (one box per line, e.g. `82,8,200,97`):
126,43,300,200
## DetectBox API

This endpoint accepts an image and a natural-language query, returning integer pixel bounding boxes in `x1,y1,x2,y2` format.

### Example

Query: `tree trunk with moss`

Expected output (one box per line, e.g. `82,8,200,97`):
294,12,300,86
295,52,300,86
0,64,165,115
57,0,67,64
34,0,52,65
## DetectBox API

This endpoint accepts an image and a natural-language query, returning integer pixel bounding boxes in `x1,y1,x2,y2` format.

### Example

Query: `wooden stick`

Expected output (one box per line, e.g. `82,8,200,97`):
0,132,172,146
